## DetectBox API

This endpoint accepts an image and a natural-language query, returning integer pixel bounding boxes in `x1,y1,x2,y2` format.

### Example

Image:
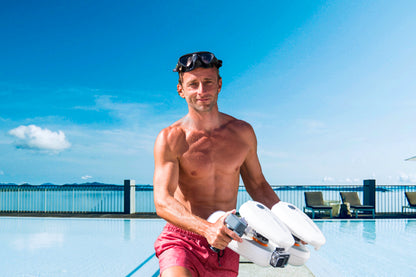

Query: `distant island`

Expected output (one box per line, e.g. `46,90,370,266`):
0,182,152,189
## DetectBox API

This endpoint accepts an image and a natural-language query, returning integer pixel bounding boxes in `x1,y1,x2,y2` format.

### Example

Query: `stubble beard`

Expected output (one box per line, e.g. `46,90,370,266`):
191,102,215,113
190,95,218,113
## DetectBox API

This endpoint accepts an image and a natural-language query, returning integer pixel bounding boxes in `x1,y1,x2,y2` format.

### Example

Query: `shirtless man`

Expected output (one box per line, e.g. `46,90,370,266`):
153,51,280,276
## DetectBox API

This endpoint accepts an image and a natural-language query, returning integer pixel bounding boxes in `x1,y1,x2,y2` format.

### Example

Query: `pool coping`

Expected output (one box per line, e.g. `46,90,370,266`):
1,212,416,219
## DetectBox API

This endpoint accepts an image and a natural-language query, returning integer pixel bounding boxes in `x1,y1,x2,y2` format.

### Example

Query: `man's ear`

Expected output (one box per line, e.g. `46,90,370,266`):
218,77,222,93
177,83,185,98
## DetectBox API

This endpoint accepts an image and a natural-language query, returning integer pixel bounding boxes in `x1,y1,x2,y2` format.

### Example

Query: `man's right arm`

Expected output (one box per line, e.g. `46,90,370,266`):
153,128,241,249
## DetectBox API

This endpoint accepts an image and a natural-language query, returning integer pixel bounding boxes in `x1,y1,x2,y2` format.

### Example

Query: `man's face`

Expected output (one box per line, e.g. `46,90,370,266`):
177,67,222,113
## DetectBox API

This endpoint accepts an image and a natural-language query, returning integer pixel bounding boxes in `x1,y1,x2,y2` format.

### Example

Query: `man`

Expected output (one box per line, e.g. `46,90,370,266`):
153,51,280,277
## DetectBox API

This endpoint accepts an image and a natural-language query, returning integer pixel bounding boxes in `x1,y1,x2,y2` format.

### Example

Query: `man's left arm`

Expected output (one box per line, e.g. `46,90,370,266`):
240,124,280,209
241,125,310,246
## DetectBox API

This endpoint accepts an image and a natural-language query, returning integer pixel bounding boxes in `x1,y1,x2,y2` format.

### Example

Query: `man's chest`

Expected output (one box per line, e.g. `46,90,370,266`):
179,132,249,176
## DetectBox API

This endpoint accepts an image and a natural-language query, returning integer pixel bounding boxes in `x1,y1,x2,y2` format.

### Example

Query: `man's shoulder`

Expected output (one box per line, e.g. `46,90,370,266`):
156,121,186,148
158,123,185,138
221,113,254,133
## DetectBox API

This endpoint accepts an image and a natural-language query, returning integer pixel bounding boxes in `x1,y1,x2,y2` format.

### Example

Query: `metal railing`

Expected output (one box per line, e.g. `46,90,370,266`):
1,183,415,215
135,185,156,213
0,185,123,213
237,184,416,214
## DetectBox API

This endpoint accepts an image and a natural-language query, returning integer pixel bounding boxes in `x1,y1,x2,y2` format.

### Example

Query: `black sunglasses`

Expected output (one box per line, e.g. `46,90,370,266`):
173,51,222,72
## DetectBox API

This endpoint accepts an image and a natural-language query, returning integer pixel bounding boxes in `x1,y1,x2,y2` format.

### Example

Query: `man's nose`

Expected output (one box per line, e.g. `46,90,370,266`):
197,83,208,94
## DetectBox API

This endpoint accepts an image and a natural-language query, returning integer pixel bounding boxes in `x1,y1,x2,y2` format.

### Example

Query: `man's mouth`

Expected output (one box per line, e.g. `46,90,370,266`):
197,98,210,102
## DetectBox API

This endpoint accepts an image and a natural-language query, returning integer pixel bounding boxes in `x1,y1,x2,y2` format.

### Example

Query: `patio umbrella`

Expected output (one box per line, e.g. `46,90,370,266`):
405,156,416,161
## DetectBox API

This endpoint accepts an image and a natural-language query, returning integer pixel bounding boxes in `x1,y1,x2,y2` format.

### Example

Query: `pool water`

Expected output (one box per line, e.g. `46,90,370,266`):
0,217,165,277
1,217,415,276
307,219,416,277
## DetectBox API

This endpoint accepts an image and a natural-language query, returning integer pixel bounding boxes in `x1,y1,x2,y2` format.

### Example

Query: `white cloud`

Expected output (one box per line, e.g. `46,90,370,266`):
322,176,334,183
0,170,4,175
322,176,360,184
398,173,416,183
81,175,92,180
8,125,71,153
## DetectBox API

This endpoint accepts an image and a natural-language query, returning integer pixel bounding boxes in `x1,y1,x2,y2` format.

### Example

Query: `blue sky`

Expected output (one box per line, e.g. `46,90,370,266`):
1,0,415,185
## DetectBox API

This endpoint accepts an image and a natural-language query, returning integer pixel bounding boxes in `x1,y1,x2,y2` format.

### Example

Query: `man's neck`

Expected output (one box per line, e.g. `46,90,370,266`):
184,108,223,132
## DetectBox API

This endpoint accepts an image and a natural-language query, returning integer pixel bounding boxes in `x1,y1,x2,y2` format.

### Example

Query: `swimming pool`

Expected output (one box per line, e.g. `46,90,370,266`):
307,219,416,277
1,217,415,276
0,217,165,277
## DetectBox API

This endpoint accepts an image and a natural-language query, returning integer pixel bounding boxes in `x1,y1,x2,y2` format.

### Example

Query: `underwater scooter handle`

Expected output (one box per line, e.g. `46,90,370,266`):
210,213,248,253
208,208,290,268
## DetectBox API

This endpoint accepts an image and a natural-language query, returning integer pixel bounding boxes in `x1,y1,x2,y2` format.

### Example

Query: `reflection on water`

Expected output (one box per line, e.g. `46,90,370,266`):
362,220,376,243
339,220,359,233
124,219,131,241
335,220,376,243
309,219,416,277
0,217,166,277
405,219,416,232
12,232,64,251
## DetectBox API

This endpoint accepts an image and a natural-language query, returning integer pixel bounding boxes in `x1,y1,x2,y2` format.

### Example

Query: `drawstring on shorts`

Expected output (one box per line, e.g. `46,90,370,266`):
217,250,225,266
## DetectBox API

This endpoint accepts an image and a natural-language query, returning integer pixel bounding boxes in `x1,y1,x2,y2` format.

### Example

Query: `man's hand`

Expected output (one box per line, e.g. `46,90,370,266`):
206,210,243,250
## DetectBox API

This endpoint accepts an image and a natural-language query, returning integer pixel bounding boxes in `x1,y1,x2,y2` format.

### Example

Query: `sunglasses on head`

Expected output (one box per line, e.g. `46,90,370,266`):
173,51,222,72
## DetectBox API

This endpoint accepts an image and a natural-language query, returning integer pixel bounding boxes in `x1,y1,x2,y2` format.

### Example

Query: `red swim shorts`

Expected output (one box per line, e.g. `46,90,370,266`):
154,223,239,277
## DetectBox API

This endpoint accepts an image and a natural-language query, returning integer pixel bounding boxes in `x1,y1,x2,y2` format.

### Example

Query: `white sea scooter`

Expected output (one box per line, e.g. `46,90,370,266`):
207,200,326,268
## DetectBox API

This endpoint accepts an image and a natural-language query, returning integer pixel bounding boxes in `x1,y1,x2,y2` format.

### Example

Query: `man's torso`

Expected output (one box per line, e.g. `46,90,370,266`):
167,114,252,218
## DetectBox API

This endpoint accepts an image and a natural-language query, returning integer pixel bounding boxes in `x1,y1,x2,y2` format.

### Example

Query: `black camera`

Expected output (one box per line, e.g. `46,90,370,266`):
270,247,290,267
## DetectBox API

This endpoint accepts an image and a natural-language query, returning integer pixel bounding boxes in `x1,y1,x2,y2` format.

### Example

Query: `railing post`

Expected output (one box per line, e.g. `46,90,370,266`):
124,180,136,214
17,188,20,212
363,179,376,207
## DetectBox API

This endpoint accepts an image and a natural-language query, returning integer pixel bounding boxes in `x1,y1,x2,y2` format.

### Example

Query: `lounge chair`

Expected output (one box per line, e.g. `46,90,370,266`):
304,192,333,219
402,192,416,212
340,192,375,218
